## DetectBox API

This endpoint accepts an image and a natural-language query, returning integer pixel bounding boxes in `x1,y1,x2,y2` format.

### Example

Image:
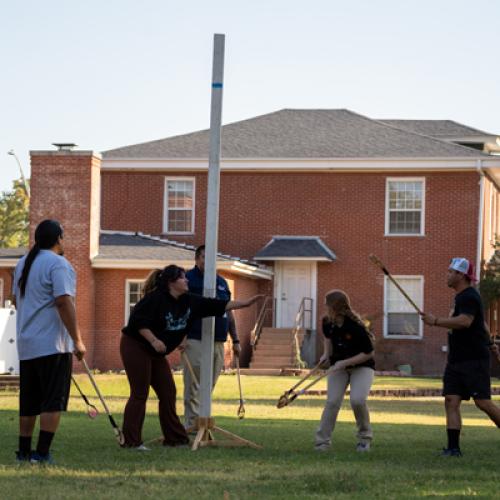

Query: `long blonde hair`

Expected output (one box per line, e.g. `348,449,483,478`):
324,289,373,338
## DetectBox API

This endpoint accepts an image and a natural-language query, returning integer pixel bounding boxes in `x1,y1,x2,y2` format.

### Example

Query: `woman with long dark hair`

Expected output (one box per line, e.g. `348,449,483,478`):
13,219,86,464
120,264,262,449
314,290,375,453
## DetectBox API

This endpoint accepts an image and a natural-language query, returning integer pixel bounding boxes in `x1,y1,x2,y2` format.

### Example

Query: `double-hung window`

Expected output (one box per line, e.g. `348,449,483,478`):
125,280,145,323
386,178,425,235
163,178,195,234
384,276,423,339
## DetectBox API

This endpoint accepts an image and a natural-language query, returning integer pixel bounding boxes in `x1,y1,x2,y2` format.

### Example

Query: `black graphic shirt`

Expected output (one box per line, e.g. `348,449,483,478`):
122,289,228,355
448,286,490,363
322,316,375,369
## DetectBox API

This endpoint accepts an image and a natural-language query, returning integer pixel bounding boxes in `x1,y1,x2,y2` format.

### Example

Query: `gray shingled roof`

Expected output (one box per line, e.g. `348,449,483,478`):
379,120,496,138
103,109,485,159
254,236,336,261
96,232,261,266
97,233,195,261
0,248,27,258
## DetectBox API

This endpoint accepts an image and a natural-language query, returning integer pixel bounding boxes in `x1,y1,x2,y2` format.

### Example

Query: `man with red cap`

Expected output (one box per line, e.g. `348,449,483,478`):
421,257,500,457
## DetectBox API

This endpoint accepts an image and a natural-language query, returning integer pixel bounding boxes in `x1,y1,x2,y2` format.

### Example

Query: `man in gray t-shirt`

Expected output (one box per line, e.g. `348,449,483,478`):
12,220,86,464
14,250,76,360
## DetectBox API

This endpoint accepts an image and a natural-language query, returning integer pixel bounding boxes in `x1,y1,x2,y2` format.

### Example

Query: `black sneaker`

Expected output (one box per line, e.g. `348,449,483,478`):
440,447,462,457
15,451,31,463
30,451,54,465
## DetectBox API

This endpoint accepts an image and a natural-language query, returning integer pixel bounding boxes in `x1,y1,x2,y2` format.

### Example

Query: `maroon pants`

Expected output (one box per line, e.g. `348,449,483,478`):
120,334,188,447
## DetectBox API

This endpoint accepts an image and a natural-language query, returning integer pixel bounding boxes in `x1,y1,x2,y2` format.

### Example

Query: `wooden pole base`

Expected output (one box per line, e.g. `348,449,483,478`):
191,417,262,451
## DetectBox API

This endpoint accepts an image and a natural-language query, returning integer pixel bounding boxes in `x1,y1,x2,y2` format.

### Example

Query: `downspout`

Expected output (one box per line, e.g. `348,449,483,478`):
476,159,485,282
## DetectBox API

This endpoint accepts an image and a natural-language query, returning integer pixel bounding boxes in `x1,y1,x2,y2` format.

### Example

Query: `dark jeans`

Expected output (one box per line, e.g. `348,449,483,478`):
120,334,188,447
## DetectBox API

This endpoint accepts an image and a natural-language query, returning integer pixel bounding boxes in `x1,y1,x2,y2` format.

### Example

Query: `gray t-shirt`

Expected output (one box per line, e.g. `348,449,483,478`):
13,249,76,361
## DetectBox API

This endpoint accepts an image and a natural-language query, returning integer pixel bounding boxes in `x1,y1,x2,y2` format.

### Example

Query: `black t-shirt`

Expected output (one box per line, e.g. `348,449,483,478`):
122,289,228,355
448,287,490,363
322,316,375,369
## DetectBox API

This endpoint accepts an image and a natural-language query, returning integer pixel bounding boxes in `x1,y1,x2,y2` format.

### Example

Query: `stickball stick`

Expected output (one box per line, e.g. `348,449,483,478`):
277,367,331,408
276,361,324,408
181,352,200,390
369,254,423,315
81,359,125,445
235,357,245,419
72,376,99,419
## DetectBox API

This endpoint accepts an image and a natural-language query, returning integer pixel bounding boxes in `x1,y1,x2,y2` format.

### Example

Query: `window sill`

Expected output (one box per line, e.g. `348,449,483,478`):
384,234,425,238
383,335,423,340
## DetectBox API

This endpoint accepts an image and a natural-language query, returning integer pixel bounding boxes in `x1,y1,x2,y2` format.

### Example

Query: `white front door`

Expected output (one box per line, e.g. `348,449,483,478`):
276,261,316,328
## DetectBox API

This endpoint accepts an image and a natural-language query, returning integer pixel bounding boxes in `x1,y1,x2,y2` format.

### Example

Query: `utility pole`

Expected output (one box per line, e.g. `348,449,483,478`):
192,35,260,451
199,33,225,420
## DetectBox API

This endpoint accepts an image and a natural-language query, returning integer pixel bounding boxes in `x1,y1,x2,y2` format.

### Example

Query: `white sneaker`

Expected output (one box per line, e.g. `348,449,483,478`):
133,444,151,451
356,442,370,452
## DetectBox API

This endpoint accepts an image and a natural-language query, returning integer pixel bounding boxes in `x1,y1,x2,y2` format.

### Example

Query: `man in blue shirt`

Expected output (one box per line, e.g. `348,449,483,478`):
183,245,240,430
12,220,86,464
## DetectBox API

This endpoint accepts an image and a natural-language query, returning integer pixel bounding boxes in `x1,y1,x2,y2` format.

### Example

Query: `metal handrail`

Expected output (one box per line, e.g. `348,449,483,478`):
291,297,313,368
250,296,274,347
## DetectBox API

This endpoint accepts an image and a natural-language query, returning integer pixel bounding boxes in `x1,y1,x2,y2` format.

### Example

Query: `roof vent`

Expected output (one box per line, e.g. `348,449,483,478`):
52,143,77,151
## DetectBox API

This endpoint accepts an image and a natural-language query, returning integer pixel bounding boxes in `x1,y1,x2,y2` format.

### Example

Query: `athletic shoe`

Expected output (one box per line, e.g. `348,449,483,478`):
356,442,371,452
440,447,462,457
133,444,151,451
15,451,31,463
314,444,330,452
30,451,54,464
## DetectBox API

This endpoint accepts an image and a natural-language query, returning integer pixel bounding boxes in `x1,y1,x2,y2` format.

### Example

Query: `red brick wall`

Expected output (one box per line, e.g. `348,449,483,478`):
30,152,101,368
100,170,481,375
93,268,262,371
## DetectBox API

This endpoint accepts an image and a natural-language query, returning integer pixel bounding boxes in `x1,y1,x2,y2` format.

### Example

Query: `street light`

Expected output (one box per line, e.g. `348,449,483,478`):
7,149,30,198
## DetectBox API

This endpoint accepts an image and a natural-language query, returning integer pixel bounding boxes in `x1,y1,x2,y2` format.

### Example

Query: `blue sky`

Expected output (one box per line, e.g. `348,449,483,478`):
1,0,499,192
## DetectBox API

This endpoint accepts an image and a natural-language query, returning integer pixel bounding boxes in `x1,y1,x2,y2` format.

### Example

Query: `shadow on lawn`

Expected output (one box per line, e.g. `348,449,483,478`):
1,407,500,500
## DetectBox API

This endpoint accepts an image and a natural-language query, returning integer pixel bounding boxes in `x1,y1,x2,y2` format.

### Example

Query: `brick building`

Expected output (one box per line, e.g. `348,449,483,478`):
2,109,500,375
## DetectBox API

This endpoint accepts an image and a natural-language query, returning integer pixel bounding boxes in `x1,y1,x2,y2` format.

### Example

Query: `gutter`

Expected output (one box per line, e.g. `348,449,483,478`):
476,159,485,282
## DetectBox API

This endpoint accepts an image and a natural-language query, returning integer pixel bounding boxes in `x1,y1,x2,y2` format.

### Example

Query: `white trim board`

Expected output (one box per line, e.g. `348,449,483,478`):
91,258,273,280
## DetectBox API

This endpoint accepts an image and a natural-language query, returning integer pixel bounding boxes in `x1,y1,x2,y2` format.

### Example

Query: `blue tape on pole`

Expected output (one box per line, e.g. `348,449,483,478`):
212,83,223,88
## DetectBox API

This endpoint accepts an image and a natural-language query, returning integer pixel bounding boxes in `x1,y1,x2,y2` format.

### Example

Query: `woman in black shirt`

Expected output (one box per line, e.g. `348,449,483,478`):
315,290,375,453
120,265,262,449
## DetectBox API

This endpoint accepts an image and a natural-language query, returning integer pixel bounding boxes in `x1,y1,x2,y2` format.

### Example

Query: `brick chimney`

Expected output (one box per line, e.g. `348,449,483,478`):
29,147,101,366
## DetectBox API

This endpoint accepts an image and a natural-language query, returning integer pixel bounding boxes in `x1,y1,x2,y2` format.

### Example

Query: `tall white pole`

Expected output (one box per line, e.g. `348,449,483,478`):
199,34,225,418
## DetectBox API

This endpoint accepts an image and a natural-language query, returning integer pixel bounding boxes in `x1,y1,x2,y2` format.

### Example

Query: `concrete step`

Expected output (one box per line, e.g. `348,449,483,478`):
261,327,305,334
239,368,283,376
253,350,295,358
258,334,304,344
255,345,295,353
250,357,295,367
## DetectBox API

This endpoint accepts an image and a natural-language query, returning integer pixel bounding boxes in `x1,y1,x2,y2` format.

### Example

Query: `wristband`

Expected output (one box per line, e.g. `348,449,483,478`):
232,339,240,344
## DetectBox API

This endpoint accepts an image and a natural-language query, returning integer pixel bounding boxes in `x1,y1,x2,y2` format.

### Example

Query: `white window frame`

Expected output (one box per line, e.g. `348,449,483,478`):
0,278,3,307
385,177,425,236
383,275,424,340
124,279,145,324
163,177,195,234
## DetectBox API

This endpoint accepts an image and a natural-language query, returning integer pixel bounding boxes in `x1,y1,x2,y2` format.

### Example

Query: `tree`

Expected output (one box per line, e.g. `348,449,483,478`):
0,178,29,248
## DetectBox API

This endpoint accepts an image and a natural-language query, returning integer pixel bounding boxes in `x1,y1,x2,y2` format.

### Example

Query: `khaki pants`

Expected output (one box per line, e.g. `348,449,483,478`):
183,338,225,428
315,366,374,448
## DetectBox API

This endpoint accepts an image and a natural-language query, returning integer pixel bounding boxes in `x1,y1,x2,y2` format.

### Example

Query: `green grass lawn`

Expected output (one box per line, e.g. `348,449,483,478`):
1,373,500,499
